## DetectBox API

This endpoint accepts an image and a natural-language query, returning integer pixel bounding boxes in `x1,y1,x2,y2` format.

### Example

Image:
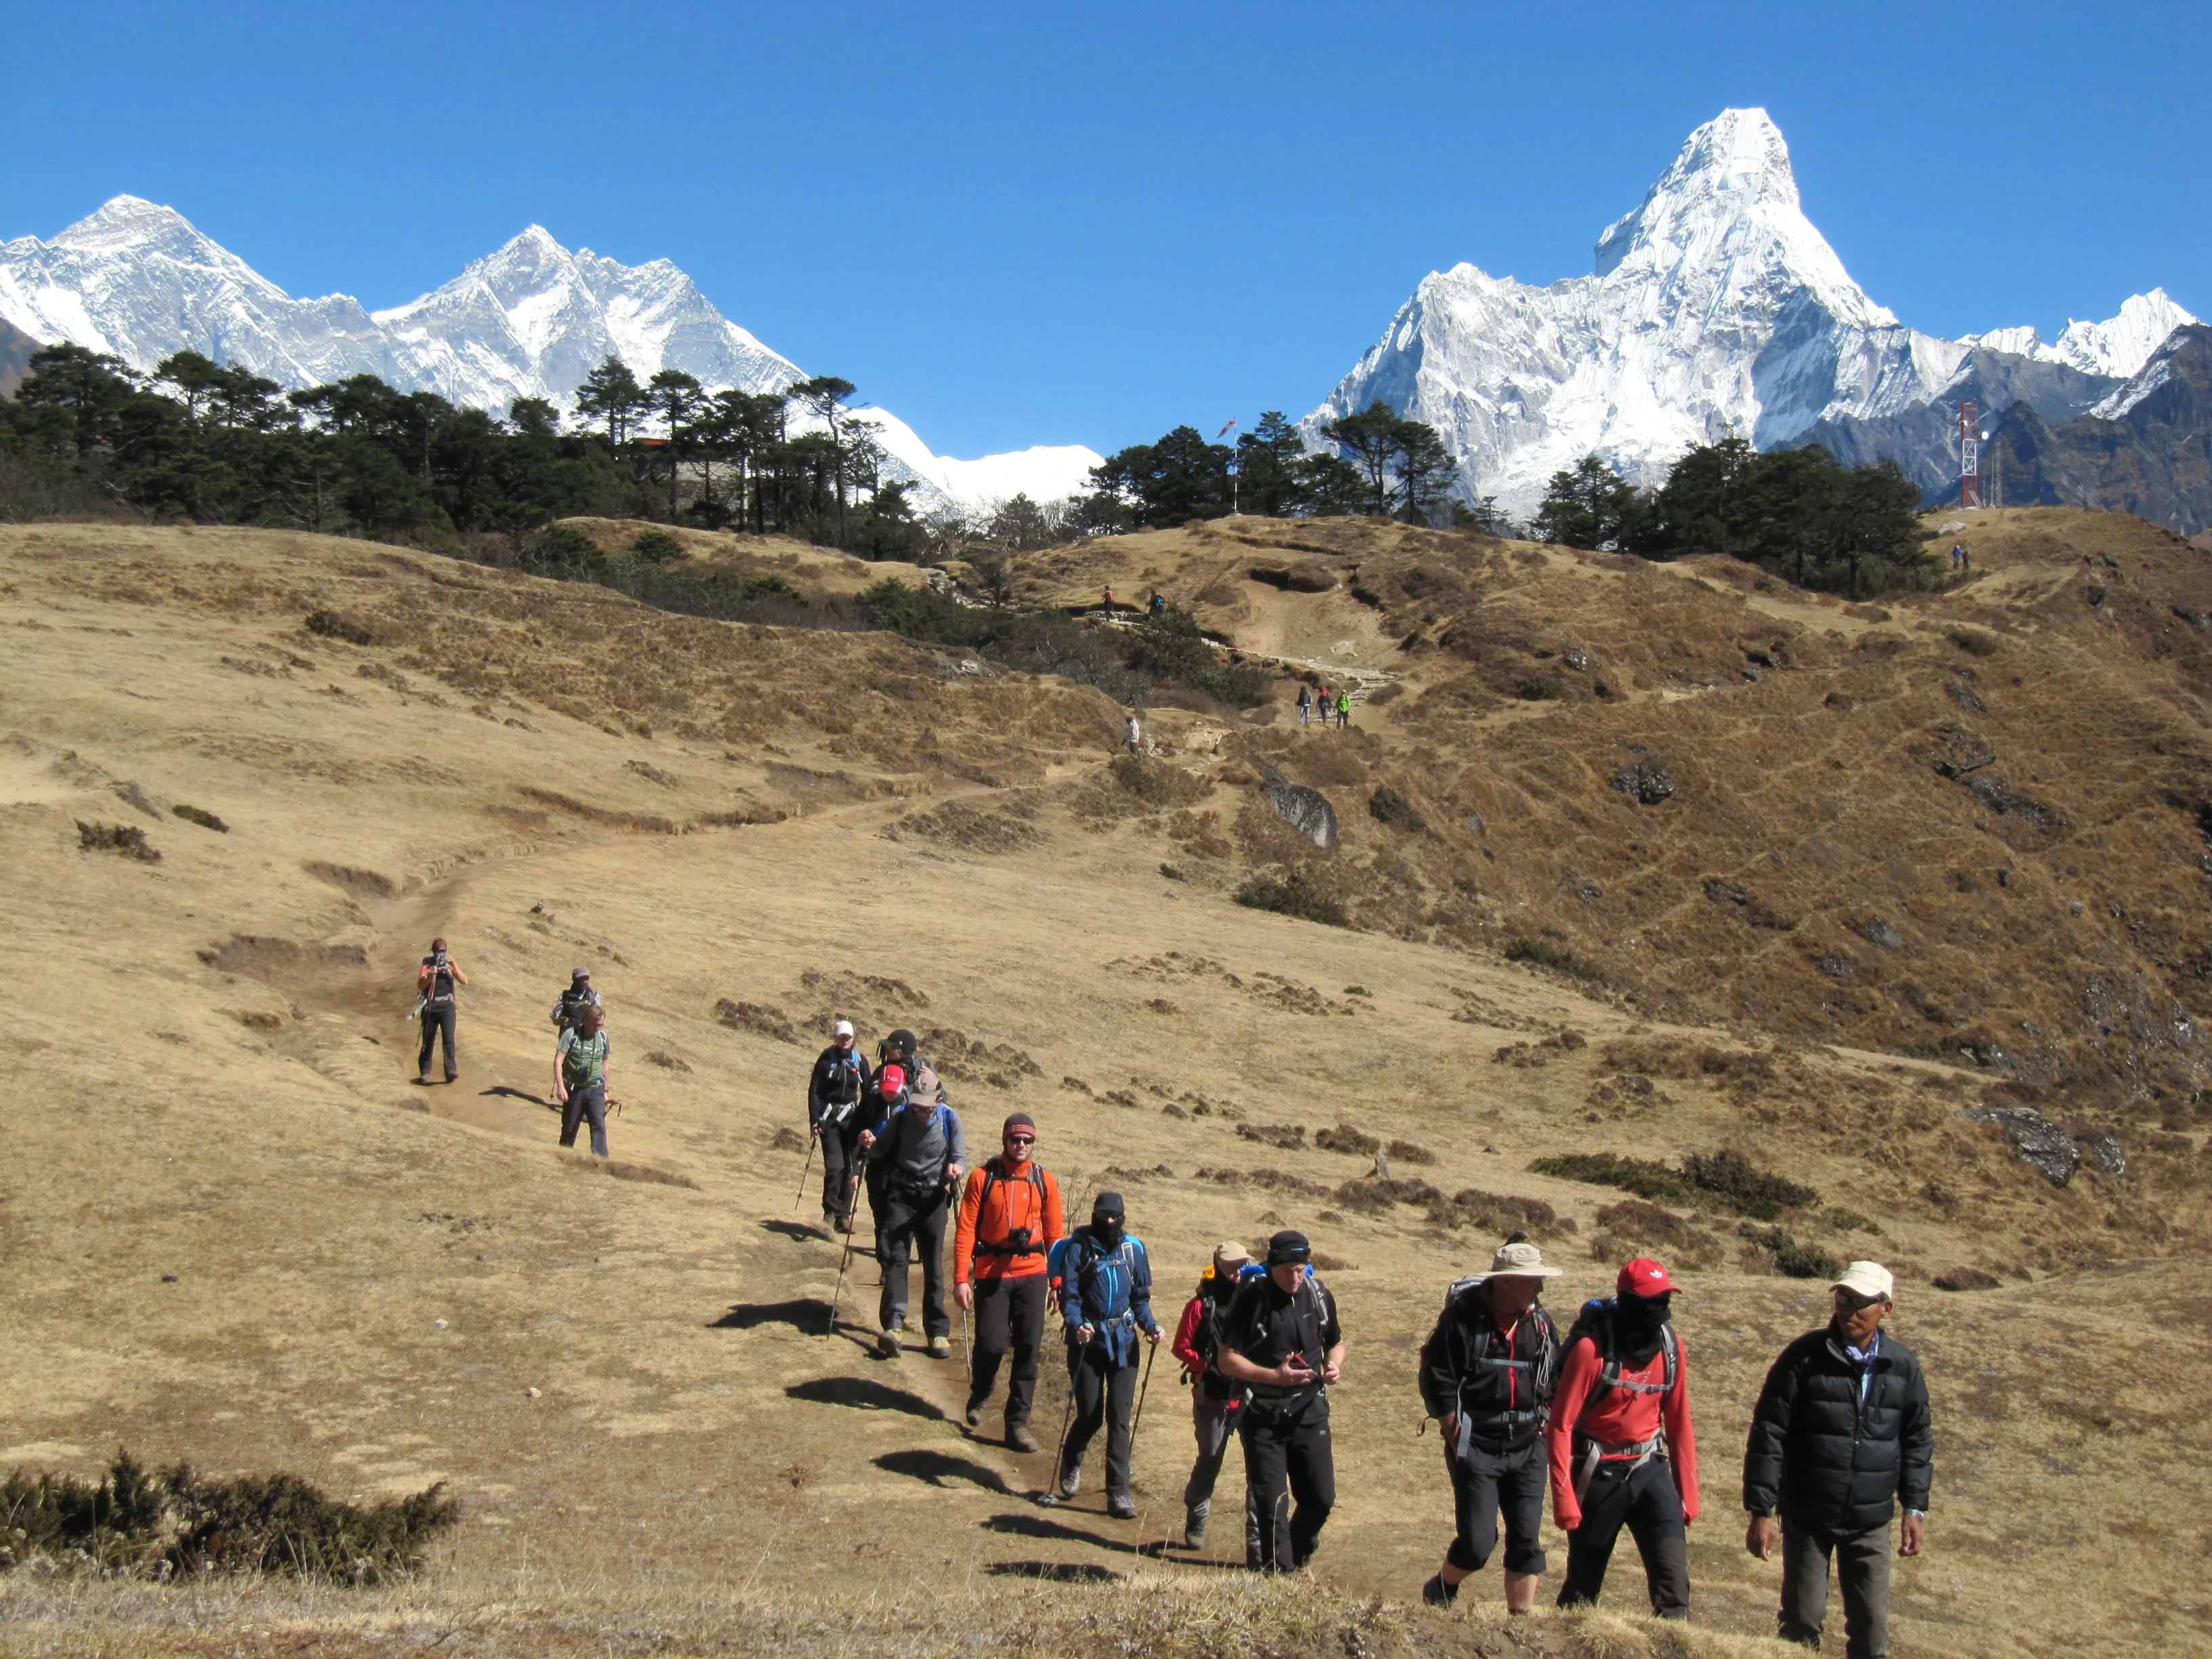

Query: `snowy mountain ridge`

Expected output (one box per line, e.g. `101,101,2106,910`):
1308,108,2194,518
0,199,1097,515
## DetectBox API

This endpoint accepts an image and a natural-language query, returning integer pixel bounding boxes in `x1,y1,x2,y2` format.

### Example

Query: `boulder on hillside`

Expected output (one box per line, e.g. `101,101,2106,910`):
1961,1106,2125,1187
1610,750,1675,806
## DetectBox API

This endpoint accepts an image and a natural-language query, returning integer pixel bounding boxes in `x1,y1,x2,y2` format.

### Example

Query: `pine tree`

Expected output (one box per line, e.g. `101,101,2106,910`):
1391,416,1460,525
646,369,704,517
1534,455,1644,550
575,357,645,454
1319,401,1402,516
791,375,858,546
1233,411,1310,516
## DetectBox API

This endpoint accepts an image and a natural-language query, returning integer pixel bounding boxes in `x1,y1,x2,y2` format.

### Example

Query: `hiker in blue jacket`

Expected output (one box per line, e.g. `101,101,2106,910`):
1050,1192,1162,1519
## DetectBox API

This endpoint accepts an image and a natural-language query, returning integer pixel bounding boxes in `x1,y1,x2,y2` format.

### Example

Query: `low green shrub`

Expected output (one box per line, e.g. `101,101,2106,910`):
1740,1224,1841,1280
1235,873,1346,927
77,821,159,862
0,1452,457,1584
1531,1152,1692,1204
1504,937,1597,978
628,529,687,564
1681,1150,1819,1219
171,804,228,833
1368,785,1427,833
304,610,372,645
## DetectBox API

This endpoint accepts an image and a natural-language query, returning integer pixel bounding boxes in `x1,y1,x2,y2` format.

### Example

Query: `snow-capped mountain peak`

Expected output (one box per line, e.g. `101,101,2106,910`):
0,200,1095,513
1963,288,2198,380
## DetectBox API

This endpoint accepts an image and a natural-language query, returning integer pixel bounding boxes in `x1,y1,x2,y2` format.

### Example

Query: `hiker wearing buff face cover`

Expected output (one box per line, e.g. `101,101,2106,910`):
1744,1261,1933,1659
1547,1257,1700,1620
1048,1193,1161,1519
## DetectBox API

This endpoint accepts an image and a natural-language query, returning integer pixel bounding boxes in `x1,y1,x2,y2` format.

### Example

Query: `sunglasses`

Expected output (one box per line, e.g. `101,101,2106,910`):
1006,1134,1035,1145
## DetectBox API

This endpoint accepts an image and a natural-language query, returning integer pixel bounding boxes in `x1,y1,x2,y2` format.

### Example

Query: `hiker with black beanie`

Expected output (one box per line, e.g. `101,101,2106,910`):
806,1018,874,1232
1170,1240,1262,1554
1744,1261,1932,1659
1547,1257,1700,1619
954,1111,1065,1450
1050,1192,1160,1519
1216,1229,1345,1572
1418,1238,1564,1614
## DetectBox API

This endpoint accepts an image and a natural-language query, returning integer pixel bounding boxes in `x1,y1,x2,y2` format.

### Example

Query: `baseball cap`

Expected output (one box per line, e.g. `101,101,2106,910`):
877,1063,907,1099
1832,1261,1895,1301
1618,1257,1678,1299
832,1018,854,1038
909,1064,940,1099
1092,1191,1126,1221
572,965,590,979
1212,1241,1252,1277
1266,1229,1311,1265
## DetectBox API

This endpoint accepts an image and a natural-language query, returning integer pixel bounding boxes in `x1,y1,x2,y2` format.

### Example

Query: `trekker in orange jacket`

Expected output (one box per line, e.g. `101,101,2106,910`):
954,1111,1064,1451
1546,1257,1700,1620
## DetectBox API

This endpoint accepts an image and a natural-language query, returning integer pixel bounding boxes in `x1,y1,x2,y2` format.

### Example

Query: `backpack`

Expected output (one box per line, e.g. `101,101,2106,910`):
422,951,457,1004
1564,1297,1679,1404
1429,1282,1559,1446
972,1159,1048,1257
1186,1265,1265,1400
818,1048,865,1106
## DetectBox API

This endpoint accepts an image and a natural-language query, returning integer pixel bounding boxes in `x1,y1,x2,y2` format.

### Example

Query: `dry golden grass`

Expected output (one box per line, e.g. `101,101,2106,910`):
2,516,2209,1658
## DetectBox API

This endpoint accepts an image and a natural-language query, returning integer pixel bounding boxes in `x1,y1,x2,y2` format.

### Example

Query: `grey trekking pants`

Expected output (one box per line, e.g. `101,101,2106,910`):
560,1082,608,1157
1780,1518,1893,1658
1184,1394,1260,1554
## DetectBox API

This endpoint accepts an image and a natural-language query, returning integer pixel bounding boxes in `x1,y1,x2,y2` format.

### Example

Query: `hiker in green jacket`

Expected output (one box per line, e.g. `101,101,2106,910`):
555,1004,613,1157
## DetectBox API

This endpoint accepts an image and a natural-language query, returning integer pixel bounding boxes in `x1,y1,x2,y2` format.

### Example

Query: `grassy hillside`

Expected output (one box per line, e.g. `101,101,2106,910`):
2,514,2207,1658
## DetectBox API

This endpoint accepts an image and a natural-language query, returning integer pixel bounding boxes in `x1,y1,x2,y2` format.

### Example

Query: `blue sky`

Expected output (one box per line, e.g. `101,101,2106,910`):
3,1,2205,459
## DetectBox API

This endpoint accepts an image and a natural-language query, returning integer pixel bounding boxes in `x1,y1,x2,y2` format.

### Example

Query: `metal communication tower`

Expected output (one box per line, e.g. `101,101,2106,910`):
1958,401,1980,510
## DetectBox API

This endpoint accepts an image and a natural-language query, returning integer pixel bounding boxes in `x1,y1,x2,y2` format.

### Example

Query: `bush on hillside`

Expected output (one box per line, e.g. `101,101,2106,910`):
1739,1224,1841,1280
304,609,373,644
628,529,687,564
0,1452,457,1583
1504,937,1597,979
1235,872,1347,927
77,821,159,862
1368,785,1427,832
1680,1150,1819,1219
171,803,228,832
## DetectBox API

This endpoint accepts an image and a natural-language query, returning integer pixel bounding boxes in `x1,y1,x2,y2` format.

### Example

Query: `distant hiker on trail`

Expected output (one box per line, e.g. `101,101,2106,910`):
1418,1239,1564,1614
1126,712,1143,755
550,966,600,1035
415,938,467,1084
1335,688,1352,729
860,1061,964,1359
1216,1229,1345,1572
1103,584,1115,611
1949,544,1964,571
1297,685,1314,726
1316,684,1332,729
1048,1192,1161,1519
954,1111,1064,1450
807,1018,874,1233
1548,1257,1699,1620
1744,1261,1932,1659
1149,590,1167,617
1172,1240,1262,1554
554,1003,612,1158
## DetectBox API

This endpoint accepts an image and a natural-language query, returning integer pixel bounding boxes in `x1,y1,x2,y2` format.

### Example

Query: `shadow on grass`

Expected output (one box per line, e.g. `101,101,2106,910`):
480,1085,554,1111
984,1509,1248,1569
874,1449,1010,1494
985,1560,1123,1582
759,1218,835,1244
711,1298,832,1331
786,1376,946,1420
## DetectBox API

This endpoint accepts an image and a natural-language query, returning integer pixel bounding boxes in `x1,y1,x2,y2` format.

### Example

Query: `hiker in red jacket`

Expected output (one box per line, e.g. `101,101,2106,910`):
1546,1257,1699,1619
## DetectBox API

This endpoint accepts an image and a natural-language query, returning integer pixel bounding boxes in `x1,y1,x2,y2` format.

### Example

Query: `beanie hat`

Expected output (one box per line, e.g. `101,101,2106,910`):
1266,1229,1311,1265
1003,1111,1036,1134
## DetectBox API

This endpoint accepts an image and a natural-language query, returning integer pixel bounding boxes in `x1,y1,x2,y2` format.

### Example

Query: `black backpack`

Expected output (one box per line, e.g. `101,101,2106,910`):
1563,1297,1679,1404
1429,1280,1560,1441
1183,1272,1258,1403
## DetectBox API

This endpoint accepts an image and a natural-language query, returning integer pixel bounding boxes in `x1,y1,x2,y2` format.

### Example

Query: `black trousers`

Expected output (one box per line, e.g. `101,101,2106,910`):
1557,1453,1690,1618
417,1002,456,1078
876,1183,950,1338
559,1082,608,1156
968,1272,1048,1425
1061,1338,1139,1500
1240,1390,1334,1572
1447,1437,1549,1575
818,1117,864,1226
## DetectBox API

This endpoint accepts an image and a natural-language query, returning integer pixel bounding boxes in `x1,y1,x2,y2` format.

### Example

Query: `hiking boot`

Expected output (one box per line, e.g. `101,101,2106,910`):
1055,1456,1082,1498
1108,1494,1136,1521
1006,1420,1039,1453
964,1397,986,1428
1183,1511,1207,1549
878,1326,902,1359
1422,1573,1458,1607
927,1335,953,1358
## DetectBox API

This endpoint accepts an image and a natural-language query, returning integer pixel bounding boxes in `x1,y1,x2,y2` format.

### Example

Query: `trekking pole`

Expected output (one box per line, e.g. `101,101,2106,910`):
961,1304,974,1388
1130,1337,1159,1450
793,1133,816,1212
826,1177,860,1335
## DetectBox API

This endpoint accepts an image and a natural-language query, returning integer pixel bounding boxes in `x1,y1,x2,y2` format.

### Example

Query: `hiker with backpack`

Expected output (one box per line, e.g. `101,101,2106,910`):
954,1111,1065,1450
859,1060,964,1358
1744,1261,1932,1659
806,1018,875,1233
1048,1192,1162,1519
1216,1229,1345,1572
860,1029,930,1242
1418,1238,1564,1614
1170,1241,1263,1554
1547,1257,1699,1619
1297,684,1313,726
1335,688,1353,729
553,1003,613,1157
549,965,600,1036
414,938,468,1084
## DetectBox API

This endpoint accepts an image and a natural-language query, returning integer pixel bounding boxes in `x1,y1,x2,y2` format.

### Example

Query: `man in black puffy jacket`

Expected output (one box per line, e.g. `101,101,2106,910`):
1743,1261,1932,1659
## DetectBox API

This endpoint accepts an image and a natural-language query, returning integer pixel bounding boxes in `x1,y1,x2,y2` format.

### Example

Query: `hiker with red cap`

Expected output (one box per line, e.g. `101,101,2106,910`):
1418,1237,1565,1614
954,1111,1065,1451
1546,1256,1699,1620
1170,1241,1263,1554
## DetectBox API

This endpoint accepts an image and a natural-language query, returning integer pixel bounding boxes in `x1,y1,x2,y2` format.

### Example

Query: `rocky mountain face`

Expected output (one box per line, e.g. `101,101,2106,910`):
1982,325,2212,536
0,199,1097,514
1309,108,2194,523
0,316,37,398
